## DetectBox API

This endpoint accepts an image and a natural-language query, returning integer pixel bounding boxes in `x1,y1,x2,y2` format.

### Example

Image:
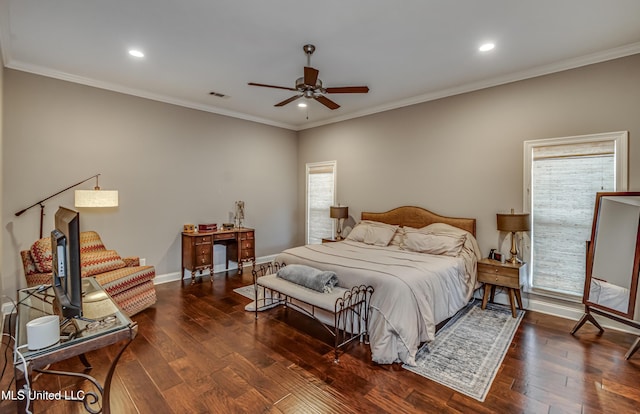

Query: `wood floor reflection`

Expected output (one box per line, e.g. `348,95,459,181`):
2,270,640,413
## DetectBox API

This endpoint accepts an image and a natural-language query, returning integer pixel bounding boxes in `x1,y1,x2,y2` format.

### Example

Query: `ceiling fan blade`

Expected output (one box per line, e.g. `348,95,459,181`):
304,67,319,86
248,82,297,92
314,95,340,110
275,95,303,107
325,86,369,94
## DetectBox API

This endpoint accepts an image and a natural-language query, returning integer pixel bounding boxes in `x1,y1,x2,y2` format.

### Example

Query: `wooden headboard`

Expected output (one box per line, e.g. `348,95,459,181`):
361,206,476,236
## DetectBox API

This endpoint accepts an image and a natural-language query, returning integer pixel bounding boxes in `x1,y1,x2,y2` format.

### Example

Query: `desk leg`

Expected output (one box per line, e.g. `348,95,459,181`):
29,337,134,414
79,353,92,370
103,337,134,414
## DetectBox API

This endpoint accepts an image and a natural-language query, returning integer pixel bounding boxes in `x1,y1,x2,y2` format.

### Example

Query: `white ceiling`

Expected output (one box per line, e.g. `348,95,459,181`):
2,0,640,131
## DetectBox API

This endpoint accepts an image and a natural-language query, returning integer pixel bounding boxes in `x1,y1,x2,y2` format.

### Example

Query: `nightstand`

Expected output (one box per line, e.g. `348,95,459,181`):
477,258,527,318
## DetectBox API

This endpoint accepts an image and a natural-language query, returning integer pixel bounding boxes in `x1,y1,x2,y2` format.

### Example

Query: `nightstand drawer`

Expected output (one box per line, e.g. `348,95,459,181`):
478,271,520,288
477,259,526,289
477,263,519,278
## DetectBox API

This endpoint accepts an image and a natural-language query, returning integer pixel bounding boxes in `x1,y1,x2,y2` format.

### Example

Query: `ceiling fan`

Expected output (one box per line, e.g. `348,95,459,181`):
248,44,369,110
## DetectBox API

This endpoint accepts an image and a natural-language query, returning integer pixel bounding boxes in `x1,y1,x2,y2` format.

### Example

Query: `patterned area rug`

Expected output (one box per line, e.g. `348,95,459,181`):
403,300,524,402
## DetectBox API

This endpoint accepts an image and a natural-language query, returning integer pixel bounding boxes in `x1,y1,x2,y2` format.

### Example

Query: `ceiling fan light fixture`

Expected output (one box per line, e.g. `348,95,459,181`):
248,44,369,110
298,102,307,108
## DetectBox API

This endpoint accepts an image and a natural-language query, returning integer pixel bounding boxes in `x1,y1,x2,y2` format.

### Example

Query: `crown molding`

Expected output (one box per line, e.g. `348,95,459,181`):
4,60,298,131
3,39,639,132
298,42,640,131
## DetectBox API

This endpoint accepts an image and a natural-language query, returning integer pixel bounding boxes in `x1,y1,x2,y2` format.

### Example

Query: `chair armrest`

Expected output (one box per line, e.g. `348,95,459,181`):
123,256,140,267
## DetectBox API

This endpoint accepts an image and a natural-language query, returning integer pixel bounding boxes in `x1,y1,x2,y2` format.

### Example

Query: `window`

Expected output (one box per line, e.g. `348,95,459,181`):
524,132,628,297
306,161,337,244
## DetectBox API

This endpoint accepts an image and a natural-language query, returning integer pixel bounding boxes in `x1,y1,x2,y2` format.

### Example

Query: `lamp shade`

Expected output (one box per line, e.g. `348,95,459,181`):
330,206,349,219
496,212,530,232
75,190,119,207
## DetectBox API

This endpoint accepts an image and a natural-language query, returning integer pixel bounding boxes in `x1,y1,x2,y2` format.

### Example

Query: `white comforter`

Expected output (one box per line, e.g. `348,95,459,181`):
276,240,479,365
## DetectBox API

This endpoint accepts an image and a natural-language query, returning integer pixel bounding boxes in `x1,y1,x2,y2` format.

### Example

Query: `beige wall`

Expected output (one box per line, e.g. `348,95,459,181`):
297,54,640,257
2,69,298,298
3,53,639,312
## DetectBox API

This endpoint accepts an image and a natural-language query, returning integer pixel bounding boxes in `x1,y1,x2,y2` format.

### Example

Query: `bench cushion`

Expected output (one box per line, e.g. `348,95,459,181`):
257,274,347,312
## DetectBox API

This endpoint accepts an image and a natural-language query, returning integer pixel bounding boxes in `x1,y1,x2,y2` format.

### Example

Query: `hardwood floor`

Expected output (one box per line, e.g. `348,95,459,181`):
2,270,640,413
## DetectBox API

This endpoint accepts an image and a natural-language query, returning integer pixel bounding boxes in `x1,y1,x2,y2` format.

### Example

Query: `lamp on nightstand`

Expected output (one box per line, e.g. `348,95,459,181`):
330,205,349,240
497,209,530,264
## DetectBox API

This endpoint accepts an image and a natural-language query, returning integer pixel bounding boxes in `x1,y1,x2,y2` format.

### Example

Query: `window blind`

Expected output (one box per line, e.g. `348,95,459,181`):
306,162,336,245
530,141,615,296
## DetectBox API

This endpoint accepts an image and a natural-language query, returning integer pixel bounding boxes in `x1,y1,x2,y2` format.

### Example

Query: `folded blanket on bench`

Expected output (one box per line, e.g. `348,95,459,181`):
276,264,338,293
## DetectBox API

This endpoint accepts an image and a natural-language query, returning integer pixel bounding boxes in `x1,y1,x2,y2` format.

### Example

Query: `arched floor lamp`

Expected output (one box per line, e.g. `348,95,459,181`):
15,174,118,238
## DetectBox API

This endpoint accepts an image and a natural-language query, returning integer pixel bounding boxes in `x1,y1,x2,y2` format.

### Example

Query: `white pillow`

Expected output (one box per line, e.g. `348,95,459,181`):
403,226,466,256
346,220,399,246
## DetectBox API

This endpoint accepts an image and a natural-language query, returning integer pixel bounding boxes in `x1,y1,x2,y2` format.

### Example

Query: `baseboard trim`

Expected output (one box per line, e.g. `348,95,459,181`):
153,254,279,285
473,287,640,335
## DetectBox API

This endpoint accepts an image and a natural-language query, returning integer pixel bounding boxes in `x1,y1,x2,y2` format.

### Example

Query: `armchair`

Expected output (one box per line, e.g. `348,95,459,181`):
20,231,156,316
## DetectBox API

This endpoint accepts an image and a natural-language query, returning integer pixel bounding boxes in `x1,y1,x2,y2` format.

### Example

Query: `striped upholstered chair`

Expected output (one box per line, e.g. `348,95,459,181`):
20,231,156,316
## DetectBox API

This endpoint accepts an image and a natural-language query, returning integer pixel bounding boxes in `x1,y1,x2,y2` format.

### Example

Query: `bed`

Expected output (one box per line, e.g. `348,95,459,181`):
275,206,481,365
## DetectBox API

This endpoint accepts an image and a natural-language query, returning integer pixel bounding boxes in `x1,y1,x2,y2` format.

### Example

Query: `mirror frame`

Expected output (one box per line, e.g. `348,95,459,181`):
583,191,640,320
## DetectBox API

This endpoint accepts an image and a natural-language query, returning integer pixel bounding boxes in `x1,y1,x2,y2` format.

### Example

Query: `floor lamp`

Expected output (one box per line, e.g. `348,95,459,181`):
15,174,118,238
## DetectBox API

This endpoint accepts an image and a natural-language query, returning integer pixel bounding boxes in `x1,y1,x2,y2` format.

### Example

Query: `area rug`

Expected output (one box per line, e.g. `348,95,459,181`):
233,285,255,300
403,300,524,402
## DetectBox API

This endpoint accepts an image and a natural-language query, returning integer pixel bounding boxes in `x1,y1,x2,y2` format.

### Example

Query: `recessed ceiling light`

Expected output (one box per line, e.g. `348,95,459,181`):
128,49,144,58
479,43,495,52
298,102,307,108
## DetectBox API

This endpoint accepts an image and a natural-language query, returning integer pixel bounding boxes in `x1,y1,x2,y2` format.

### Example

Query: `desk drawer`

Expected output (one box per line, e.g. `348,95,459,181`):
213,233,235,241
195,252,212,266
240,231,254,240
194,235,212,245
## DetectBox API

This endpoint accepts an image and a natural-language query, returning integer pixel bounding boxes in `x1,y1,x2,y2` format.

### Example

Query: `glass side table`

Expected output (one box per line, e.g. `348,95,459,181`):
14,277,137,414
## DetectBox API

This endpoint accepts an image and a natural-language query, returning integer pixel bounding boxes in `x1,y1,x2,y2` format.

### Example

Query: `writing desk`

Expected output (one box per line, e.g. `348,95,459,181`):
181,227,255,283
14,277,137,413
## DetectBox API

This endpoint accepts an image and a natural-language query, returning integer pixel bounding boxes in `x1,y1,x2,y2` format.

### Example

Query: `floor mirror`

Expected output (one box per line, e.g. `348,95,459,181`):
571,191,640,359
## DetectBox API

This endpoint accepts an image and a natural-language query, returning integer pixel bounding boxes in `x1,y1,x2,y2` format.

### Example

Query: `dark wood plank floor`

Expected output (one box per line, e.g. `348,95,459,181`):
2,270,640,413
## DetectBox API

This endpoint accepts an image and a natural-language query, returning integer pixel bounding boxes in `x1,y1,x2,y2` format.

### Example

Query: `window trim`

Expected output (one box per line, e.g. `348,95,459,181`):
305,160,337,245
523,131,628,296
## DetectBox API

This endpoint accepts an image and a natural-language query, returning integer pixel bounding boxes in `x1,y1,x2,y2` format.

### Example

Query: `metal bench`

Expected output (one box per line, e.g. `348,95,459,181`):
252,262,373,362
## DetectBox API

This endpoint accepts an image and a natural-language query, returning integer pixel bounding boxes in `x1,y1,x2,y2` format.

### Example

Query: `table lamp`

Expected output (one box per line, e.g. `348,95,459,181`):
330,205,349,240
496,209,530,264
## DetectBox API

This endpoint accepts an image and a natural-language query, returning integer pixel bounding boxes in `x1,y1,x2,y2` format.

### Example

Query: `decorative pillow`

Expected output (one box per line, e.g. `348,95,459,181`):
30,237,53,273
403,227,466,257
346,220,399,247
389,227,406,247
79,231,106,254
345,222,368,242
81,250,126,277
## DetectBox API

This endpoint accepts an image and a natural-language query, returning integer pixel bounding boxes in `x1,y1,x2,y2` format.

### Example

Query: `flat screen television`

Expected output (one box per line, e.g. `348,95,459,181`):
51,206,82,319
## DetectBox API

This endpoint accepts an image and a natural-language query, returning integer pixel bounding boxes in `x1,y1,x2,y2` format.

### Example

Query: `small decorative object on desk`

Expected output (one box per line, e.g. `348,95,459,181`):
198,223,217,232
183,224,195,233
235,201,245,228
222,223,234,231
